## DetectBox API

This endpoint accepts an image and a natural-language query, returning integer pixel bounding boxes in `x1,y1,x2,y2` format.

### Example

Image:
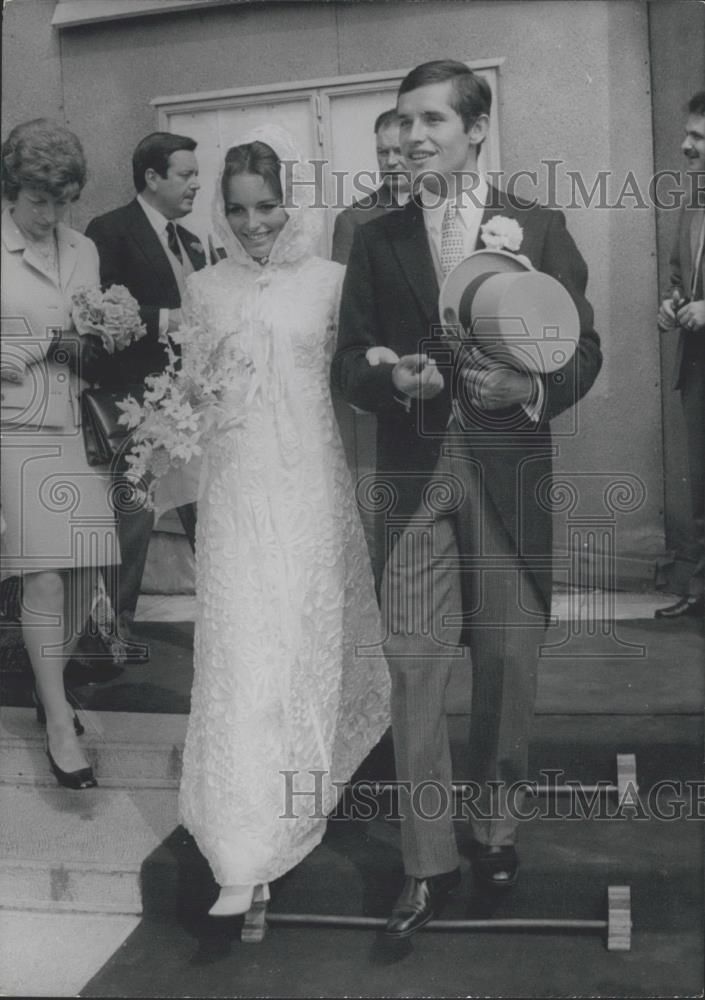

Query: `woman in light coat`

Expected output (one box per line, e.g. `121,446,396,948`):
1,119,119,788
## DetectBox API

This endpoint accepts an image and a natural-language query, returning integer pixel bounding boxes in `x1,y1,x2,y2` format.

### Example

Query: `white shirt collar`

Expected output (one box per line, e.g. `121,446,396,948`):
420,175,489,229
137,193,172,237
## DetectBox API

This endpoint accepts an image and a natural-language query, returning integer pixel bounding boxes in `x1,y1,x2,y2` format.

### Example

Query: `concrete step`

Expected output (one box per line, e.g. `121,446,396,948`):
0,708,186,788
0,909,141,997
0,783,178,915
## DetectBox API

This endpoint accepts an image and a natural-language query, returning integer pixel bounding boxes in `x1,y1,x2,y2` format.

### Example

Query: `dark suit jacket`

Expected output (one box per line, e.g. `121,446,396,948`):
84,199,207,388
668,205,705,389
331,188,403,265
332,186,603,623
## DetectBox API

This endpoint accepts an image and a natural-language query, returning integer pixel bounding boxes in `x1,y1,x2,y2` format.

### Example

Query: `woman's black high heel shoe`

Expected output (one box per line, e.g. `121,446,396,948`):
46,742,97,790
32,687,85,736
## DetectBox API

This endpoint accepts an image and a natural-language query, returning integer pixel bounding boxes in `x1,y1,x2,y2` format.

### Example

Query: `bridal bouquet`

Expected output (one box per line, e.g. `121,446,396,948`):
71,284,147,353
116,323,256,505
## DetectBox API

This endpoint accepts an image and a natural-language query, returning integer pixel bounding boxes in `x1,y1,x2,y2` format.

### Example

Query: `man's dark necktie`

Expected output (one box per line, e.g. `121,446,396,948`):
166,221,183,265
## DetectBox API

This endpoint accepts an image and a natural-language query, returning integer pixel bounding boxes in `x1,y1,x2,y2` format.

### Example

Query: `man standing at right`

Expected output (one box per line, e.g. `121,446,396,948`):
334,60,602,938
656,91,705,620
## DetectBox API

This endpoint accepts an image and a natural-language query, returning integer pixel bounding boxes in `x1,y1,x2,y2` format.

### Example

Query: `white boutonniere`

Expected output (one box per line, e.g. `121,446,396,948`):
480,216,523,252
190,241,205,256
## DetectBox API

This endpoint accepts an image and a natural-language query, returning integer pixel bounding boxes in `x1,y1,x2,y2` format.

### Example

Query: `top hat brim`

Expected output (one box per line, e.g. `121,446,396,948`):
439,250,532,330
438,249,579,374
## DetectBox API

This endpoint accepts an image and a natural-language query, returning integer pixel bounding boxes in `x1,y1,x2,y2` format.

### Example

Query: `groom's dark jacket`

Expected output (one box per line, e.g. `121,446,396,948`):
332,186,602,624
84,199,207,388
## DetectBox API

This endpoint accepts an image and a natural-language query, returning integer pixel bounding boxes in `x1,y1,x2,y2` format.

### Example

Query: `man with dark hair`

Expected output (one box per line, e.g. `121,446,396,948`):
331,109,410,265
131,132,197,193
333,59,602,937
398,58,492,130
85,132,206,658
655,91,705,619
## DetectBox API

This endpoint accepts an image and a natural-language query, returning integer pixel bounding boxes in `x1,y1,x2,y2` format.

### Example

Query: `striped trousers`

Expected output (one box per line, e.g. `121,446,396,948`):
380,439,546,877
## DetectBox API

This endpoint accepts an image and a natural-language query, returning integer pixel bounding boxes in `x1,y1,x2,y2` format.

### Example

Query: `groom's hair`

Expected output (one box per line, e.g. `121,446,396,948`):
398,60,491,132
132,132,197,192
221,141,283,203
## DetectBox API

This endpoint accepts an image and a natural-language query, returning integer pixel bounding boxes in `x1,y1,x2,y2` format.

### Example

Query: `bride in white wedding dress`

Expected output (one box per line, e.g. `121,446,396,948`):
177,125,390,917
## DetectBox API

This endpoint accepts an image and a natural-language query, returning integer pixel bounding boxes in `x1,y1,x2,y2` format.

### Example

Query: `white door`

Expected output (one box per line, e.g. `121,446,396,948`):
321,82,399,250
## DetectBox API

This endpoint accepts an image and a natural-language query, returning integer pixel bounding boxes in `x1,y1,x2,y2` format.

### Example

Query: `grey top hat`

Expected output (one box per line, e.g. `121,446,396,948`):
439,249,579,373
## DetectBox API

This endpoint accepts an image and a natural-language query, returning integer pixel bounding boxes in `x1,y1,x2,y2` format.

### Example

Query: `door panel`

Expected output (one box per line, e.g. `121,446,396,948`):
325,84,399,218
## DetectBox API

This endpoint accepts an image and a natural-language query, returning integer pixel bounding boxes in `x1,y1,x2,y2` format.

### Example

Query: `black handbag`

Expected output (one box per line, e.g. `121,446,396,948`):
81,386,144,468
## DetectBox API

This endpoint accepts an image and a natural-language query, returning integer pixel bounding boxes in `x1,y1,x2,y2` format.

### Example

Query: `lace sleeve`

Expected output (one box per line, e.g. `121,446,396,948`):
323,263,346,369
181,271,204,326
179,272,209,375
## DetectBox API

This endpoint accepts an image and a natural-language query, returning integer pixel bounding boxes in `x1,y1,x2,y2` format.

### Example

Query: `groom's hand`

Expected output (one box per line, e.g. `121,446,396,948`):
460,347,535,410
392,354,445,399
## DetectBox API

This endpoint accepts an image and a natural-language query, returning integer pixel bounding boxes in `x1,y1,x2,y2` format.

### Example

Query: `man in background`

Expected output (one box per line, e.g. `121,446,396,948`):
331,109,410,265
656,91,705,620
85,132,206,659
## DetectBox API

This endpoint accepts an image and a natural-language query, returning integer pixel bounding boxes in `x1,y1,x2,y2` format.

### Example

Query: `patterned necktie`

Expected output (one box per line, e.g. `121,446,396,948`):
440,201,465,275
166,221,183,265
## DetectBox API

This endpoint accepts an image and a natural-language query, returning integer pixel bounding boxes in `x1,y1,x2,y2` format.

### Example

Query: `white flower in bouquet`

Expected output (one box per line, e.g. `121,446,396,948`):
479,216,524,253
71,284,147,353
116,323,256,506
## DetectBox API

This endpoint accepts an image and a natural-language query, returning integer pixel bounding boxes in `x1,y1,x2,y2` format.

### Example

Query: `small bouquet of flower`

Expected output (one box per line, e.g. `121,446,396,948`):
116,322,256,506
71,284,147,353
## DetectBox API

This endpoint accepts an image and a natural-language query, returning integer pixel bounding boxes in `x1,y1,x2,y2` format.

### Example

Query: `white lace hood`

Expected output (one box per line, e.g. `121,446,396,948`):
211,123,324,269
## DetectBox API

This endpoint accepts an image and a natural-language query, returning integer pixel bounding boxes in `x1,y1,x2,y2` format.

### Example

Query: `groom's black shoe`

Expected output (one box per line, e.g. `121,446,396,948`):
654,595,704,620
471,844,519,891
385,868,461,939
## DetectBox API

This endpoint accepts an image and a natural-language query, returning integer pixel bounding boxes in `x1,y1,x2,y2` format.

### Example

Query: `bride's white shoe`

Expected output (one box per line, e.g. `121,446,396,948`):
208,882,270,917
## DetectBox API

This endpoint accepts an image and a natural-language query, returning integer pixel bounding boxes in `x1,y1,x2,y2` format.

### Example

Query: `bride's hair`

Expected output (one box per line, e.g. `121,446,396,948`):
220,141,283,202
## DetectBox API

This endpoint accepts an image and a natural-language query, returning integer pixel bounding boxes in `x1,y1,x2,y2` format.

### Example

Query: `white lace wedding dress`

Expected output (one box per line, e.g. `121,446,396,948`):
177,127,390,887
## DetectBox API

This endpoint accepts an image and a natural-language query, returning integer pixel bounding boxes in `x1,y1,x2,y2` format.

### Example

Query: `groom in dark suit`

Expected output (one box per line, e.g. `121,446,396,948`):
333,60,602,938
85,132,206,655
